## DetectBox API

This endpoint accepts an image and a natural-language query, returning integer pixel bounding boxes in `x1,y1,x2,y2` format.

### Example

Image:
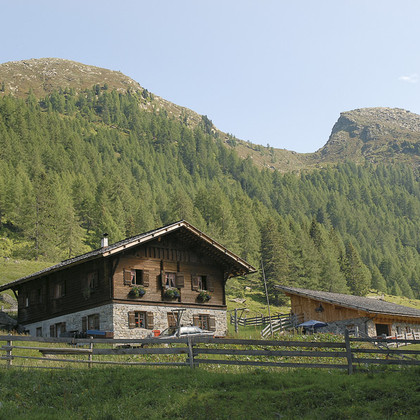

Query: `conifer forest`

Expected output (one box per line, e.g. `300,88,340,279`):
0,86,419,301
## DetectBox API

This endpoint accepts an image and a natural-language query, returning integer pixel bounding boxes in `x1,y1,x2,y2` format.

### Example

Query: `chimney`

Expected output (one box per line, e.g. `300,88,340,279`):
101,233,109,248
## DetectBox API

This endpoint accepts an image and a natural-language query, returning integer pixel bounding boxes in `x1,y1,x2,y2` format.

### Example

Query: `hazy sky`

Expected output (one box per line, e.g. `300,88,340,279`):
2,1,420,153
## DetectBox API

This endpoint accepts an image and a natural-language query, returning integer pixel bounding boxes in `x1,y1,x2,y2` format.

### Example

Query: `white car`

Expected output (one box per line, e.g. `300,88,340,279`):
157,326,214,340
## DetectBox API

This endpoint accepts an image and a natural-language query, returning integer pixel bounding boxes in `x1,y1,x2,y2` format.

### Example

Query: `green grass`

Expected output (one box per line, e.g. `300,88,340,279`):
367,290,420,309
0,259,53,285
0,367,418,419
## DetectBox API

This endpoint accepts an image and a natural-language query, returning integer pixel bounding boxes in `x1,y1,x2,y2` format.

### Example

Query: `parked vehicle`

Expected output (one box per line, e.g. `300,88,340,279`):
156,326,214,340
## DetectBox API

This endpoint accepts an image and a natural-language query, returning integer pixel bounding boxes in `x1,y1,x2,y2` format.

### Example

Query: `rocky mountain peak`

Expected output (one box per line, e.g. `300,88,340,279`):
317,107,420,167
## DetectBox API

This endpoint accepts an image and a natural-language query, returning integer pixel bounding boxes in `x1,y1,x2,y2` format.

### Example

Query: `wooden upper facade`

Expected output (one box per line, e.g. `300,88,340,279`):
0,221,256,326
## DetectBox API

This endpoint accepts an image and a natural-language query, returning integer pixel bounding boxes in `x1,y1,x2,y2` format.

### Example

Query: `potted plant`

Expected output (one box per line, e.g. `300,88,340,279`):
129,285,146,298
163,287,180,300
197,290,211,302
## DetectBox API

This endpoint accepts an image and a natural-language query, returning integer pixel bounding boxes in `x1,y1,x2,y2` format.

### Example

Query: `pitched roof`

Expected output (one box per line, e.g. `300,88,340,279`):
0,220,256,292
275,285,420,319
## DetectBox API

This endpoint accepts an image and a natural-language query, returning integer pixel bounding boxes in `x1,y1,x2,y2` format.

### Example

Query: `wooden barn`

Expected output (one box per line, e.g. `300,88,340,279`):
0,221,256,338
276,285,420,337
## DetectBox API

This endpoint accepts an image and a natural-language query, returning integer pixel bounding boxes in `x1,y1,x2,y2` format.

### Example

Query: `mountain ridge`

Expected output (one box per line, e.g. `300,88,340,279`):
1,58,419,171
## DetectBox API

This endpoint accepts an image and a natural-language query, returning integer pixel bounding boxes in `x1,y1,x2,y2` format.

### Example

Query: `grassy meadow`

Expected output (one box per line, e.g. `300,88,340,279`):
0,366,419,420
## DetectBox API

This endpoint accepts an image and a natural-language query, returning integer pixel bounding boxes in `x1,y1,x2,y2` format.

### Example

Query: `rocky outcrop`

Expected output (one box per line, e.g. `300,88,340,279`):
317,108,420,167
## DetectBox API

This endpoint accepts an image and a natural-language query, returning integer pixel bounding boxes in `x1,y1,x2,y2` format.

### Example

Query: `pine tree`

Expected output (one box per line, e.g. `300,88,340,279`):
260,217,290,304
344,242,371,296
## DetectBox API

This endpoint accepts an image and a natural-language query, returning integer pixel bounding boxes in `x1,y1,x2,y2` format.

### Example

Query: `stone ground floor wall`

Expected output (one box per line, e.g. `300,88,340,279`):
113,303,227,339
318,317,420,337
23,304,114,337
318,317,372,336
22,303,227,338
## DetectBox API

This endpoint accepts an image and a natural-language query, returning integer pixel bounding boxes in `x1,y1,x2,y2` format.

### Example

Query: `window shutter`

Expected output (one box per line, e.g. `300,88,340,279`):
146,312,154,330
167,313,177,327
82,316,87,332
193,315,200,326
160,270,166,287
175,273,184,288
142,271,150,287
123,269,132,286
206,276,214,292
192,275,199,291
208,316,216,332
128,312,136,329
50,325,55,337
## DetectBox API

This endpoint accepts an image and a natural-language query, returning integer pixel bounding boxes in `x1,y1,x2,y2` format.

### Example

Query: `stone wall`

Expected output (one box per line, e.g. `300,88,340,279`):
23,304,114,337
317,317,420,337
113,303,227,339
22,303,227,338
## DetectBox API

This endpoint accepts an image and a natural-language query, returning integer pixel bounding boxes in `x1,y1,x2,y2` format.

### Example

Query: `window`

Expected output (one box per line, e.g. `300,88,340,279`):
131,270,143,285
192,275,213,291
82,314,100,332
88,314,100,330
197,276,207,290
164,272,176,288
53,281,65,299
128,311,154,329
24,294,29,308
195,314,209,330
36,327,42,337
134,312,146,328
50,322,66,338
193,314,216,331
87,272,98,290
124,269,149,287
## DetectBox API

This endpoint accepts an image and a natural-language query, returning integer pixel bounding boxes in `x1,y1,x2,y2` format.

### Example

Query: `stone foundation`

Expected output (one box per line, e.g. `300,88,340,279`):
22,303,227,338
113,303,227,339
22,304,114,337
316,317,420,337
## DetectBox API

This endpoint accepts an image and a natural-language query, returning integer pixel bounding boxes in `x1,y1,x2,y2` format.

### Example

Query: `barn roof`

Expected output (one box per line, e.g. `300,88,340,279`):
275,285,420,319
0,220,256,292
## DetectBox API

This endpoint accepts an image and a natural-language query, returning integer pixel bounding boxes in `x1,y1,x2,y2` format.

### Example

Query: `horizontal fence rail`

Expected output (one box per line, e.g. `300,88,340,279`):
1,332,419,373
229,313,290,327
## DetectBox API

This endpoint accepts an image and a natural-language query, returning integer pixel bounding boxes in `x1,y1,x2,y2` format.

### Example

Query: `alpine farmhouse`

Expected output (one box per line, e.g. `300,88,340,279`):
0,221,256,338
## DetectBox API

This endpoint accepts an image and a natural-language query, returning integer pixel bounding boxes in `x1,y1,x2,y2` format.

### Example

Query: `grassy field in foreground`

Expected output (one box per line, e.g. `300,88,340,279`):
0,367,419,420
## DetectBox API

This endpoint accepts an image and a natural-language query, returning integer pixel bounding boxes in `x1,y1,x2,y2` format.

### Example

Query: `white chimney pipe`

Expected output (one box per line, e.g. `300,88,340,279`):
101,233,109,248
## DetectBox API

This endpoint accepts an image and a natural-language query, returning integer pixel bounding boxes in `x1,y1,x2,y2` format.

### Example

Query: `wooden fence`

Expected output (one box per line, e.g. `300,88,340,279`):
1,331,419,374
229,312,290,327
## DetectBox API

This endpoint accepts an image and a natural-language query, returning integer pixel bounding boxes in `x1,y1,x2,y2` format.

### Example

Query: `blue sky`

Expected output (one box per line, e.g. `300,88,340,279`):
2,1,420,153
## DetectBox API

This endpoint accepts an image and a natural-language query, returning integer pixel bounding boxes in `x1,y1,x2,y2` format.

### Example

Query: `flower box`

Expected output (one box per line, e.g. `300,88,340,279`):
197,290,211,302
129,286,146,298
163,287,180,300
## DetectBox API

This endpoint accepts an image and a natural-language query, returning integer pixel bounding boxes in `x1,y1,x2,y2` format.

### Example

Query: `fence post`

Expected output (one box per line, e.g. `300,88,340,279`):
88,341,93,368
344,329,353,375
234,309,238,334
6,339,12,369
187,336,195,369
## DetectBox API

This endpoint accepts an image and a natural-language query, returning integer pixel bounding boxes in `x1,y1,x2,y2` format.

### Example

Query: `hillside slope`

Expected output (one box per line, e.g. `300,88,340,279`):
1,58,419,171
0,58,419,301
